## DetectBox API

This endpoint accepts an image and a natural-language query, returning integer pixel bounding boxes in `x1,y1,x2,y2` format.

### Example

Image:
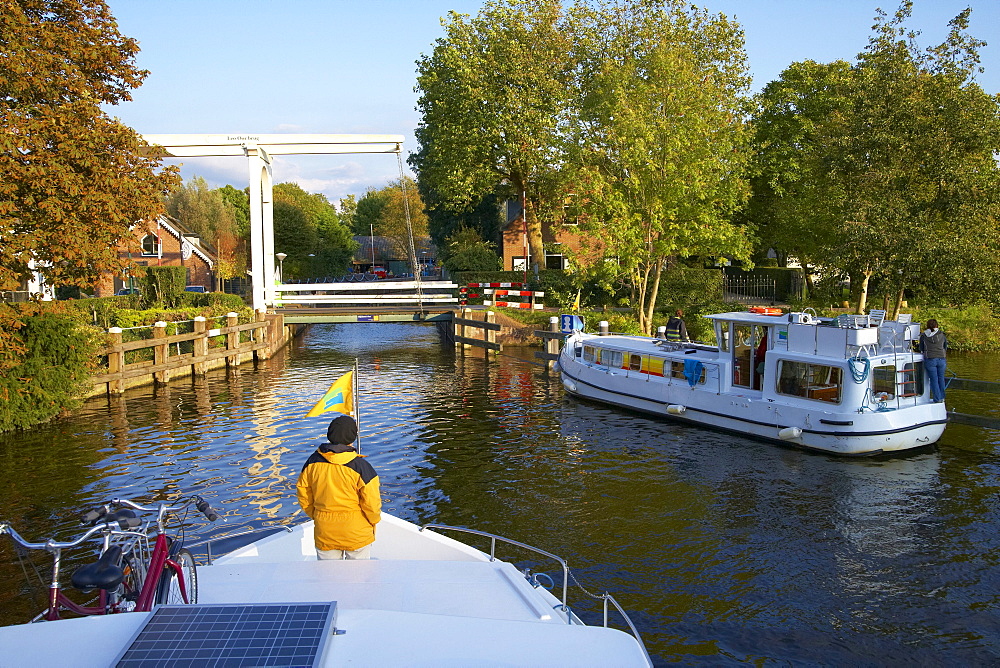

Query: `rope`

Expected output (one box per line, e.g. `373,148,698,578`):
849,355,870,383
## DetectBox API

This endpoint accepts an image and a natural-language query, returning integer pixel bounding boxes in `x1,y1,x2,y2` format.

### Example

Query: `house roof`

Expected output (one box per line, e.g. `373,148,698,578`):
151,215,215,267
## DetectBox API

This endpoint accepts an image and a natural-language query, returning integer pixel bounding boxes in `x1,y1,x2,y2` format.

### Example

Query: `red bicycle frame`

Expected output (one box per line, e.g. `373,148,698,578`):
134,533,188,611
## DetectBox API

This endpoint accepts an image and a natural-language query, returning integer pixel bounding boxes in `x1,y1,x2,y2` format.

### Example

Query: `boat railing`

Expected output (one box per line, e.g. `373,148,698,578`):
419,522,652,664
185,525,294,565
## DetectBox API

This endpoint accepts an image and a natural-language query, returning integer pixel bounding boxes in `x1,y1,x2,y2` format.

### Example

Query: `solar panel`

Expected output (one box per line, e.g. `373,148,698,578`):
114,602,337,667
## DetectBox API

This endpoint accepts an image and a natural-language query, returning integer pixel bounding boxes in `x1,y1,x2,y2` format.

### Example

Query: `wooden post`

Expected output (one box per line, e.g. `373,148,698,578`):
107,327,125,394
461,308,470,349
153,321,169,384
226,312,240,368
486,310,497,355
546,316,559,369
193,316,208,375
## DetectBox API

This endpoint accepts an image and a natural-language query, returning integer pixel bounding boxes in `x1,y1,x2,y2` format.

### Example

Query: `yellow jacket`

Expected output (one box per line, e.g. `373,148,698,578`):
296,446,382,551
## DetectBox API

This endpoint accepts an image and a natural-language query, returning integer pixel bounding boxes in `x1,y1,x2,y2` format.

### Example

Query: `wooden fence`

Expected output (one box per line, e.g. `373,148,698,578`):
451,309,501,352
89,312,288,396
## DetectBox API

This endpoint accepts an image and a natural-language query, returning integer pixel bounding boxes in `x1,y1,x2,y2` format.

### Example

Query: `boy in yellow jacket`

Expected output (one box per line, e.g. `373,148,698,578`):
297,415,381,559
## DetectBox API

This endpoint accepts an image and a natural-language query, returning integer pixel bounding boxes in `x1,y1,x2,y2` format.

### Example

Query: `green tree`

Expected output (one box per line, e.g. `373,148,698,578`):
752,2,1000,315
338,194,358,235
412,0,574,271
440,227,502,272
272,183,356,279
747,60,855,295
0,0,178,296
569,0,753,334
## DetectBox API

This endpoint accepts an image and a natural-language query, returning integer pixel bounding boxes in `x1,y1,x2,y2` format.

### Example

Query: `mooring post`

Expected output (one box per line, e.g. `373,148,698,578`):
486,310,497,355
153,321,169,384
226,312,240,367
545,316,559,369
107,327,125,395
193,317,208,375
599,320,609,336
656,326,666,339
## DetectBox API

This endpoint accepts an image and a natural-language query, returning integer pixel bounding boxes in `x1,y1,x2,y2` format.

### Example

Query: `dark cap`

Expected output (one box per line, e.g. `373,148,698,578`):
326,415,358,445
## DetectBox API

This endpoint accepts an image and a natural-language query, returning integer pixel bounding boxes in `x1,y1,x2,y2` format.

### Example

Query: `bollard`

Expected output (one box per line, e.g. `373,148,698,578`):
599,321,609,336
656,326,666,339
546,316,559,369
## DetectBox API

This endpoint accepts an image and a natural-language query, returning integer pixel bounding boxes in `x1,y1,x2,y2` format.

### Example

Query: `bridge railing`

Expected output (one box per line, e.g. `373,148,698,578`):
274,280,459,307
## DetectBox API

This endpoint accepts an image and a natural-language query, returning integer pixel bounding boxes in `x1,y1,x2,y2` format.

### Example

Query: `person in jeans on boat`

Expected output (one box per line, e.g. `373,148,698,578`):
664,309,690,342
919,319,948,403
297,415,382,559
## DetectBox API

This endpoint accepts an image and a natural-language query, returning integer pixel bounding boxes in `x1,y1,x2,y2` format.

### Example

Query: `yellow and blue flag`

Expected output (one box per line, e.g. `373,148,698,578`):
305,371,354,418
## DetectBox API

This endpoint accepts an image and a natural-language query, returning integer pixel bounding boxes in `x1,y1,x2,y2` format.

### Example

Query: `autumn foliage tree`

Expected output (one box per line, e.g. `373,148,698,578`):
1,0,178,296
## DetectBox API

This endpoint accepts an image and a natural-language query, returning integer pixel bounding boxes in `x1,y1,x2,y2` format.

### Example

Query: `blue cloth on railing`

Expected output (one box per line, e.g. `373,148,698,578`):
684,359,703,387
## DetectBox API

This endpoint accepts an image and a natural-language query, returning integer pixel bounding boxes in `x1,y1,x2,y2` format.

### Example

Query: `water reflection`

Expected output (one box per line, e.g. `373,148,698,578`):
1,325,999,666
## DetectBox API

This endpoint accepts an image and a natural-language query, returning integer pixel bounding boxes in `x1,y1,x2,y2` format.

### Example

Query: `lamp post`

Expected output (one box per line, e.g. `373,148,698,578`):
370,223,376,273
275,252,287,284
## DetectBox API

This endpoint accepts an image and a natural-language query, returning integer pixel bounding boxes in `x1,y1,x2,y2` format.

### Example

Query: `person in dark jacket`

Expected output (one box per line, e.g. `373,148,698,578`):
664,309,690,342
297,415,382,559
919,318,948,403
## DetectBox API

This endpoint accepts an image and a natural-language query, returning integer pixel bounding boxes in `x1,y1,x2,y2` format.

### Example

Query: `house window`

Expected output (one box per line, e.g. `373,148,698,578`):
545,254,565,270
141,234,161,257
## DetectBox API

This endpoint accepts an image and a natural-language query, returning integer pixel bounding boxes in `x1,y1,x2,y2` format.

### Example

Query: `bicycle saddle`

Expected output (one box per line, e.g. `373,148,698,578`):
71,544,125,591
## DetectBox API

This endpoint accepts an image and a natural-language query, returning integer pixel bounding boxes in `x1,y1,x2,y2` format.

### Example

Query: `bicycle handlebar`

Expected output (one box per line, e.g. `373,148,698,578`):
0,521,125,552
84,495,221,524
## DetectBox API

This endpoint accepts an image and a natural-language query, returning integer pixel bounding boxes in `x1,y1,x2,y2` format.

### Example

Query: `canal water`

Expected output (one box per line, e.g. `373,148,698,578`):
1,323,999,665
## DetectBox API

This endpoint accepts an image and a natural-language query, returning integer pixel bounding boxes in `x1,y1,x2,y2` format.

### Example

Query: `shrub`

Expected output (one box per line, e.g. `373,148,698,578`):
0,303,100,432
141,266,187,308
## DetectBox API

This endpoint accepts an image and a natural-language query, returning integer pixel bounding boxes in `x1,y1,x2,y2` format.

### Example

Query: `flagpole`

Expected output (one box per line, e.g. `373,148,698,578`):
355,358,361,454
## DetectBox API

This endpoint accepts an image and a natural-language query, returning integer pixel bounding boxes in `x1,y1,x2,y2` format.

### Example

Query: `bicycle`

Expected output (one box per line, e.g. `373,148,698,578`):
0,495,219,621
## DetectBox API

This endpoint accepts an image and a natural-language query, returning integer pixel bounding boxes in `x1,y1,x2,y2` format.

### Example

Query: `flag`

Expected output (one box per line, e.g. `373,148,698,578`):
305,371,354,417
572,289,581,312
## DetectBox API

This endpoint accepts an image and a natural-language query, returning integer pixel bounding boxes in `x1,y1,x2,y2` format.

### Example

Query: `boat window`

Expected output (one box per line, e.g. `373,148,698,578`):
717,322,731,353
574,342,583,358
899,362,923,397
872,365,896,399
599,349,623,369
776,360,843,404
583,346,596,363
629,354,642,371
646,357,665,376
733,325,753,388
670,360,706,384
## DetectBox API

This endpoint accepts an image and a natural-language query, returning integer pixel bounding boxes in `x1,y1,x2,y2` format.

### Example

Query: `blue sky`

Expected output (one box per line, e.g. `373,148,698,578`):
105,0,1000,206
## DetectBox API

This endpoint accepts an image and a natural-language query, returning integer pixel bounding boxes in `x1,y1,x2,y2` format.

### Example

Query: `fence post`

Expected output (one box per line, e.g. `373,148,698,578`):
599,320,609,336
461,308,470,349
486,310,497,354
153,321,169,384
226,312,240,368
192,317,208,375
107,327,125,395
546,316,559,369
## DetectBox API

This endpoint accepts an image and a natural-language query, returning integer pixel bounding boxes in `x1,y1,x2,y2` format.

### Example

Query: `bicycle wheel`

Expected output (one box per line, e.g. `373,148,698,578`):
114,552,147,612
155,548,197,605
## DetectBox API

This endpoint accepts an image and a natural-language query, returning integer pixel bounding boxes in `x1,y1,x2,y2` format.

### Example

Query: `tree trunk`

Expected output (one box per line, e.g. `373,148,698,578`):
854,269,872,315
891,278,906,321
641,260,664,337
523,198,545,271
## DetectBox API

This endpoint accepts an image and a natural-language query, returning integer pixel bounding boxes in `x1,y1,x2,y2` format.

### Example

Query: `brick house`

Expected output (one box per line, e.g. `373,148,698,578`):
500,199,588,272
93,215,216,297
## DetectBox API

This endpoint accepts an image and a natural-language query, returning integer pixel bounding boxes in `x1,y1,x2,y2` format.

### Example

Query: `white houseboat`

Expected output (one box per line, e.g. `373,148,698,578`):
558,309,947,456
0,514,652,666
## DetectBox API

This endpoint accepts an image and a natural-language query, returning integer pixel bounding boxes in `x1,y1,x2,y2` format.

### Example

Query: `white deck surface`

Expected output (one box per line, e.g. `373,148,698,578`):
0,515,651,667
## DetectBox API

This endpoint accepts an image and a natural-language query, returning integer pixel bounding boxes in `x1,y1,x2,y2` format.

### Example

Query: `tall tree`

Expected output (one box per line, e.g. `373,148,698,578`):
272,183,356,279
747,59,855,294
0,0,178,295
356,177,429,261
569,0,753,334
412,0,574,270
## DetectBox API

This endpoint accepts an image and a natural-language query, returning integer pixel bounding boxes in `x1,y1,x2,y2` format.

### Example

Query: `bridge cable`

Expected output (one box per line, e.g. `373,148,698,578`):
397,152,424,314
